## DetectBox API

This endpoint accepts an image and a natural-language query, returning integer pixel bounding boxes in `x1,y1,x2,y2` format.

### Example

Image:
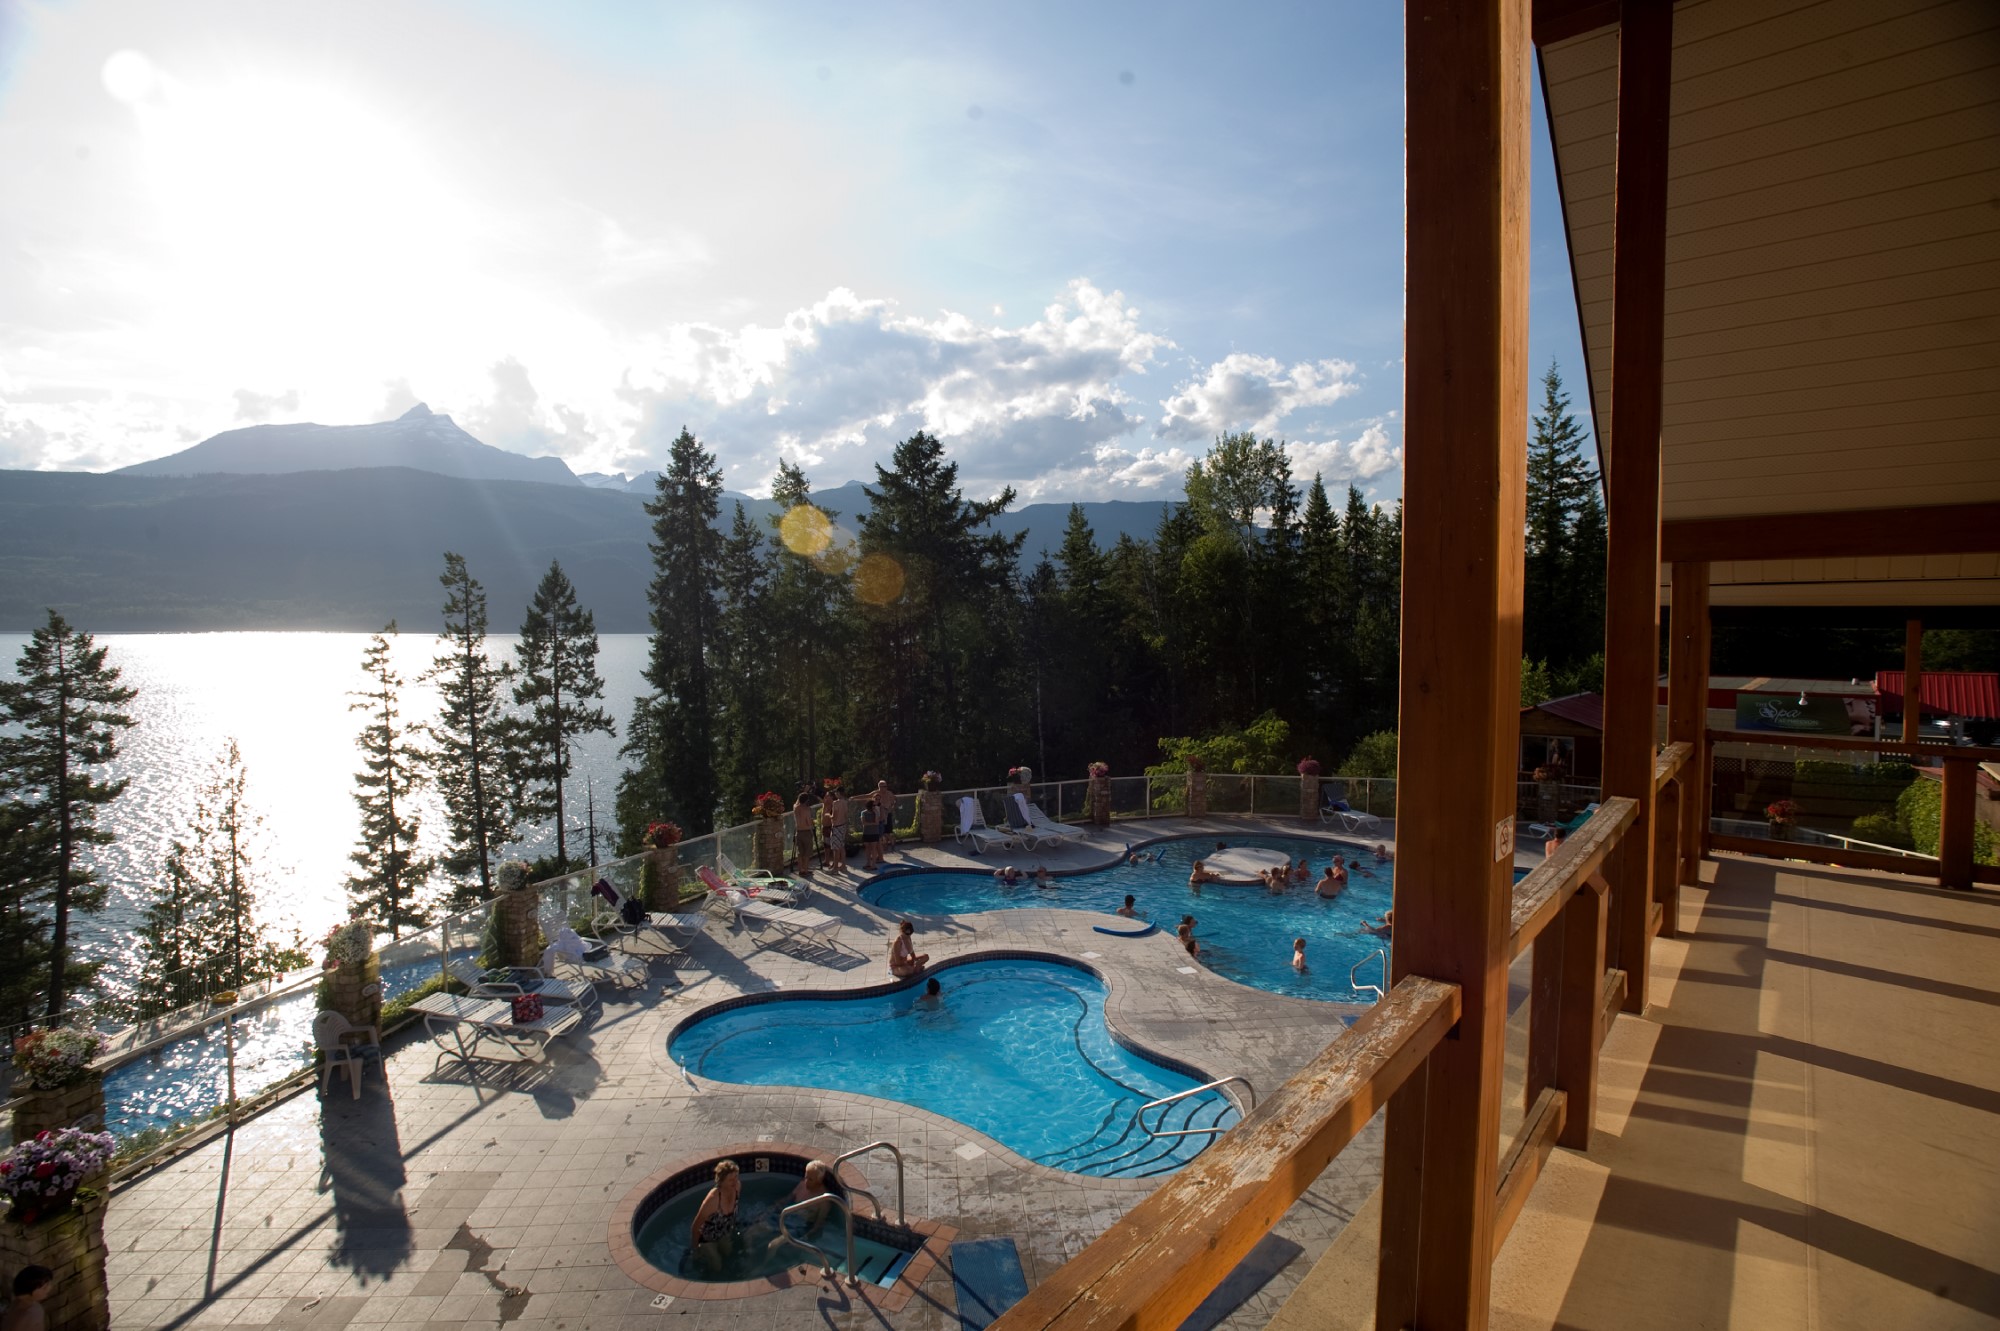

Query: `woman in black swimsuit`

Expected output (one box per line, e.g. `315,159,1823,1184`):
689,1159,742,1274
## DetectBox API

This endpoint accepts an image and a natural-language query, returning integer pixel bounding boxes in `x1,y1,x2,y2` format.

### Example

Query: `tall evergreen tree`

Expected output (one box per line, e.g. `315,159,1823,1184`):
711,502,780,814
621,428,723,838
1524,362,1603,668
0,801,53,1029
346,624,432,937
426,553,515,907
763,462,853,788
509,562,615,869
0,609,136,1019
858,431,1026,779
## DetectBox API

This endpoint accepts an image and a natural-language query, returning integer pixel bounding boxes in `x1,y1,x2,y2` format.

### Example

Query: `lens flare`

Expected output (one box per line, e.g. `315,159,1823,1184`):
779,504,833,556
853,553,906,605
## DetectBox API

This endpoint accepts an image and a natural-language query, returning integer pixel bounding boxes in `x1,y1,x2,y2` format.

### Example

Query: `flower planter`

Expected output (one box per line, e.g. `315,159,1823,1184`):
323,952,382,1033
646,844,683,910
0,1186,109,1330
1088,776,1112,826
11,1073,105,1143
493,884,544,969
1186,770,1208,818
918,790,944,844
1299,778,1319,823
752,816,786,874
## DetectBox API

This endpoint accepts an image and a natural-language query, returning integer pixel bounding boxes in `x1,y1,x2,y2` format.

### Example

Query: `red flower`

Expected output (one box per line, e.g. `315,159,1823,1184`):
34,1161,56,1178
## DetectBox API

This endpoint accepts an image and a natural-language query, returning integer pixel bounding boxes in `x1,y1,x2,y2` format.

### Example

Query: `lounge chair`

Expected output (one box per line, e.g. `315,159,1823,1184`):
1319,794,1383,833
312,1010,381,1099
956,796,1015,854
1526,803,1600,841
550,925,647,989
1017,793,1084,845
411,991,580,1072
716,851,808,905
698,870,843,954
592,881,709,957
447,957,597,1013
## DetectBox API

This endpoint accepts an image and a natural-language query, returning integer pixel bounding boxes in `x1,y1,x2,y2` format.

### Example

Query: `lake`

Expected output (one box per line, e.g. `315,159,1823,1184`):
0,630,653,1004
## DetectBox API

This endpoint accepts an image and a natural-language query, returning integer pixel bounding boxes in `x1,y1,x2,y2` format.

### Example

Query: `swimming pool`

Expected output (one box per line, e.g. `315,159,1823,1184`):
866,835,1395,1003
669,958,1239,1178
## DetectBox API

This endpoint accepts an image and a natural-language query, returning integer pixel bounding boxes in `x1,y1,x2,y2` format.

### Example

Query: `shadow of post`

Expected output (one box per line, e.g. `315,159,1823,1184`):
319,1074,413,1283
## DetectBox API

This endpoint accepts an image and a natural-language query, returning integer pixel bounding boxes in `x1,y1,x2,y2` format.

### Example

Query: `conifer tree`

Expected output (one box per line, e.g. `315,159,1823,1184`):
620,428,722,839
712,503,779,813
0,609,136,1019
346,624,433,937
1524,362,1603,668
763,462,852,788
0,802,53,1028
510,562,614,869
426,553,515,907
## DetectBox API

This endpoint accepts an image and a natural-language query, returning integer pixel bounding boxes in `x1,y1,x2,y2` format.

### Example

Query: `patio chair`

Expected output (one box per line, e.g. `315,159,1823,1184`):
1017,793,1084,846
715,851,808,905
1319,794,1383,833
593,881,709,957
411,991,581,1072
955,795,1015,854
734,895,844,957
312,1010,381,1099
1526,803,1600,842
550,925,647,988
447,956,597,1013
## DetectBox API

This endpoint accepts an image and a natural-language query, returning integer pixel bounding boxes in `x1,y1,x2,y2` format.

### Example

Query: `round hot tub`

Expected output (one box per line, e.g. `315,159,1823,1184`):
611,1144,937,1302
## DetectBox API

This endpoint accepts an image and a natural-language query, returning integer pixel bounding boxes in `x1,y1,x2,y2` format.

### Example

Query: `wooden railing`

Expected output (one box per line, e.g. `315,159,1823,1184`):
994,787,1665,1330
1705,728,1998,889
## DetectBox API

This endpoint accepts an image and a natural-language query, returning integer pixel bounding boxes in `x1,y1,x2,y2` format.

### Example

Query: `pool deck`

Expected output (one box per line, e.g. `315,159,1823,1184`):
104,816,1393,1331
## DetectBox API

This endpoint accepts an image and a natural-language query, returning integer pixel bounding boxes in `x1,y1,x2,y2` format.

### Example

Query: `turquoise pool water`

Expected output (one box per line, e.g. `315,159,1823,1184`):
867,835,1395,1003
669,959,1239,1178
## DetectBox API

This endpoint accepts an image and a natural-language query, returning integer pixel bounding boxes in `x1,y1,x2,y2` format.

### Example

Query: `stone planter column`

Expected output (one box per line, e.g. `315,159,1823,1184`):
1,1188,110,1330
323,950,382,1033
11,1072,106,1140
918,790,943,843
1536,778,1560,823
1299,775,1321,822
646,845,683,910
1186,771,1208,818
753,816,786,873
494,885,544,968
1088,774,1112,826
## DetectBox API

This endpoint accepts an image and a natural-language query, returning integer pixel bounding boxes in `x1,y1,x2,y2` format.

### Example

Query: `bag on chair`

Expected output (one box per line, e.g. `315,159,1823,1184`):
511,994,545,1024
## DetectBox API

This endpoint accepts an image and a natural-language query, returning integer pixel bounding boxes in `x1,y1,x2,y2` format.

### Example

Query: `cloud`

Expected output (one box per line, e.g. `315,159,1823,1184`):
1157,353,1360,441
1284,421,1403,491
457,357,598,458
231,387,298,422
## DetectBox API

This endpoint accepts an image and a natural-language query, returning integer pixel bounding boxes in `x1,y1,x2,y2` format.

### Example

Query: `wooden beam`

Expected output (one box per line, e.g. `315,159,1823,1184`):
1905,618,1925,758
1653,778,1680,939
1533,0,1621,46
1940,758,1977,891
1601,0,1675,1017
1660,503,2000,564
1509,796,1638,958
1493,1087,1568,1257
1711,833,1942,879
1378,1,1533,1324
1559,873,1611,1148
989,977,1461,1331
1706,729,2000,763
1669,562,1710,883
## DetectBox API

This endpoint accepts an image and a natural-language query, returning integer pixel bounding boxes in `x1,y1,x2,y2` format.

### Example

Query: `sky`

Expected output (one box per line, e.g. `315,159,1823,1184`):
0,0,1591,504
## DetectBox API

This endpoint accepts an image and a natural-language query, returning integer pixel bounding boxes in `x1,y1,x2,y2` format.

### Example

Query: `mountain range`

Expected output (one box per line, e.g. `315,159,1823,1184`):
2,407,1175,631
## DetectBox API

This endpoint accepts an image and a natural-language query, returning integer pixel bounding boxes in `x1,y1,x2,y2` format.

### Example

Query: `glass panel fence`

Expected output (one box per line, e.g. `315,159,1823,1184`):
1205,774,1253,814
1709,744,1938,860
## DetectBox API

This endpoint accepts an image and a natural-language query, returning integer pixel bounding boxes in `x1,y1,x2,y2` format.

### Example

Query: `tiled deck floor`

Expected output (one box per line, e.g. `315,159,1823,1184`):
103,817,1389,1331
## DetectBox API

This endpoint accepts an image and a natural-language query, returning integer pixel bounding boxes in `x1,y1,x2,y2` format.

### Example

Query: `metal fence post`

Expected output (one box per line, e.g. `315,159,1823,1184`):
223,1012,237,1123
437,918,450,986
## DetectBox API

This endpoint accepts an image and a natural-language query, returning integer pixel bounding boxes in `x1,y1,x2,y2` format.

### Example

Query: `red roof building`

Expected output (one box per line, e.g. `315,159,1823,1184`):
1875,671,2000,721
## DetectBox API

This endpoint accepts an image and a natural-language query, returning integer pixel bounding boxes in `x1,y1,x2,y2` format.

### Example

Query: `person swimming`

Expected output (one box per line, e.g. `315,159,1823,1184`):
1034,866,1054,888
1316,864,1346,900
1177,914,1202,959
1362,909,1394,939
1116,894,1138,918
994,865,1022,885
916,977,943,1007
1292,937,1308,972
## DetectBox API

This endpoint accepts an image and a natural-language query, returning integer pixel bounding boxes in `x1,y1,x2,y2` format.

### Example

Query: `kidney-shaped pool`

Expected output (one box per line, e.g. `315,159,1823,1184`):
669,957,1239,1178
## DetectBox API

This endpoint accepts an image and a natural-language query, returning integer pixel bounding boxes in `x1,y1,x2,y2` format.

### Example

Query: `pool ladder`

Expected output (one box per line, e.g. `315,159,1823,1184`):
1351,948,1387,1003
776,1140,908,1289
1135,1076,1258,1141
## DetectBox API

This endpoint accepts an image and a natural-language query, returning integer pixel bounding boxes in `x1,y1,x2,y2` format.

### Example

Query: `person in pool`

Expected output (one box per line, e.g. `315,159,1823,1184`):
1363,909,1395,940
1374,843,1393,863
1177,914,1202,959
689,1159,743,1274
1189,859,1222,889
916,977,943,1007
889,920,929,978
1316,864,1346,900
1116,894,1139,918
994,864,1022,885
1034,865,1054,888
1292,857,1311,884
1292,938,1308,972
1263,867,1288,894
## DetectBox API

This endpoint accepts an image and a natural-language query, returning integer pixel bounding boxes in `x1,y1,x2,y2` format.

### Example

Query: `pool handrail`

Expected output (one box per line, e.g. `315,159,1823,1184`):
1350,948,1388,1002
776,1191,859,1288
1134,1075,1257,1140
831,1140,906,1225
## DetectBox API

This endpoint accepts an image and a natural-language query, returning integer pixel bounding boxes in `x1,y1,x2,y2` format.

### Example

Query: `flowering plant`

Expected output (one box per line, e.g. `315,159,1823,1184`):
1765,798,1802,824
822,777,842,793
1532,764,1562,782
646,821,683,849
495,859,532,893
11,1028,106,1090
1297,757,1323,776
1088,762,1110,779
752,791,786,818
920,770,943,791
1184,754,1206,773
1006,766,1031,784
0,1128,116,1214
321,919,373,970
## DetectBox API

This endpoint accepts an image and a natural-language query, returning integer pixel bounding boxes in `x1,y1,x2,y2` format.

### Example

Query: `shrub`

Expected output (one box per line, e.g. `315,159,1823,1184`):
1338,731,1399,780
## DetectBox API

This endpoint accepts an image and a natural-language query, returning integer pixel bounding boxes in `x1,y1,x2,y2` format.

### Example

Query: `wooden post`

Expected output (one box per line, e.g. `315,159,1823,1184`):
1653,777,1680,939
1904,618,1925,756
1940,757,1976,890
1375,1,1531,1324
1599,0,1675,1017
1668,561,1710,883
1555,876,1609,1149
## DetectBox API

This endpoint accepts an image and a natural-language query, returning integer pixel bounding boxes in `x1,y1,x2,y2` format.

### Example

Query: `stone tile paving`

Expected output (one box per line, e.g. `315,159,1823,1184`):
106,818,1395,1331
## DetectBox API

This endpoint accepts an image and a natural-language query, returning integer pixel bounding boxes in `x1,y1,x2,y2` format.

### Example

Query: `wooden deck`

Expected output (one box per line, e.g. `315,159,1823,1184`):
1270,850,2000,1329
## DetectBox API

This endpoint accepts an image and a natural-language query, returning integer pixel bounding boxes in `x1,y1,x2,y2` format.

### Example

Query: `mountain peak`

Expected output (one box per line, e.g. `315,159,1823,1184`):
397,402,434,421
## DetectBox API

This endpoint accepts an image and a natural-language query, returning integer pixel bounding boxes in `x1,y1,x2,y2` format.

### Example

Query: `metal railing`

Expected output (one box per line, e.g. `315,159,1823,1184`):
776,1191,861,1287
832,1140,906,1225
1134,1075,1258,1141
1350,948,1387,1002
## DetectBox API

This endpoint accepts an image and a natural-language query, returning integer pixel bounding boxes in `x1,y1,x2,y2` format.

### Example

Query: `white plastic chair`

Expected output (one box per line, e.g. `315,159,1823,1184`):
313,1010,381,1099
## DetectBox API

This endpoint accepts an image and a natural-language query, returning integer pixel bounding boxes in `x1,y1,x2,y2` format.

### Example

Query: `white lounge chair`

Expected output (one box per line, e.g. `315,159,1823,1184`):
1319,797,1383,833
592,881,708,957
1016,793,1084,846
448,957,597,1012
716,851,809,905
956,796,1015,854
312,1010,381,1099
550,926,647,989
411,991,580,1072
